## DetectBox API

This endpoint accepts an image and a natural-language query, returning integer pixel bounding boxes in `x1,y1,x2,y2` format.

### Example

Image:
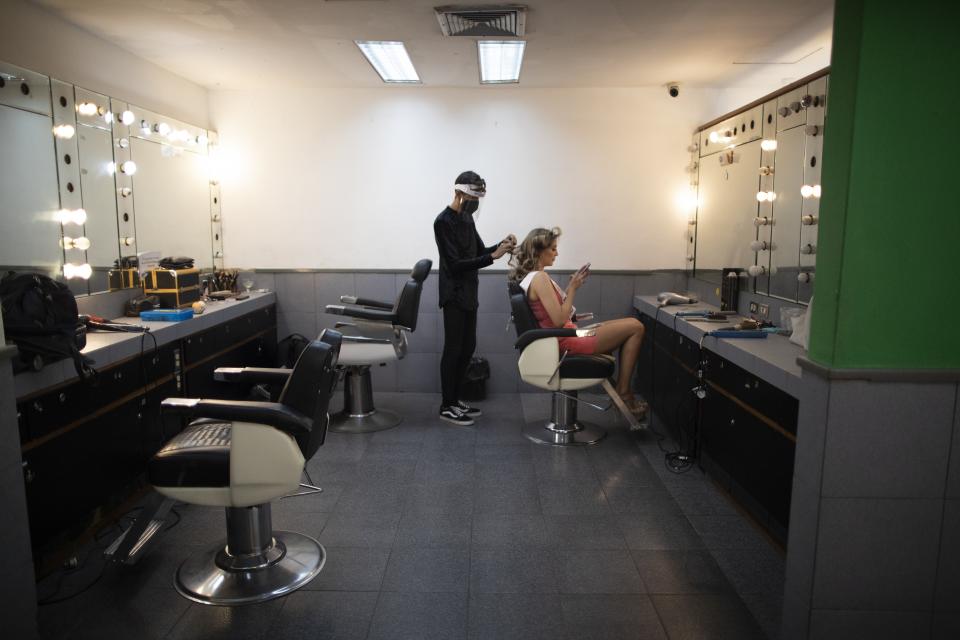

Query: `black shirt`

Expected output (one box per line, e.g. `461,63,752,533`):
433,206,498,310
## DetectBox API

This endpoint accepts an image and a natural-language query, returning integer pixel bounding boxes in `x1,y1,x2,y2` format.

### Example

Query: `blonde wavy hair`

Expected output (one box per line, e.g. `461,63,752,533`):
508,227,562,284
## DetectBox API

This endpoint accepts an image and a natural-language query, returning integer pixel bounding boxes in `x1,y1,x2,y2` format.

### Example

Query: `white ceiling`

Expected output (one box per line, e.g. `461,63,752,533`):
32,0,834,90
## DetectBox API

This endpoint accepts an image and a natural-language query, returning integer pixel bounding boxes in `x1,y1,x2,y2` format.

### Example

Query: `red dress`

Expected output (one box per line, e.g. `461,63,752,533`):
526,278,598,355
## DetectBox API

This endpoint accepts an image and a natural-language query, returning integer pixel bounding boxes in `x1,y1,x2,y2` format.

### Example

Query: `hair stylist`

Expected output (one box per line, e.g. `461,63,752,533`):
433,171,516,426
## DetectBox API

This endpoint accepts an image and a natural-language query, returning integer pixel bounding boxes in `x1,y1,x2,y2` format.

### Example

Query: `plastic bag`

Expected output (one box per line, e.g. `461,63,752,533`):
789,296,813,350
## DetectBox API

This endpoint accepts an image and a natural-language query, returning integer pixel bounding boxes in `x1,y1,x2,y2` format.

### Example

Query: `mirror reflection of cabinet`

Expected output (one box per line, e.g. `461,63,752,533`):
692,69,828,304
0,59,217,298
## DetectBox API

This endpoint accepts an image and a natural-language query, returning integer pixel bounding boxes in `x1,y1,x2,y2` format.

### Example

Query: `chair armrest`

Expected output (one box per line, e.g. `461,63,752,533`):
340,295,393,310
213,367,292,384
325,304,395,322
515,328,579,350
573,312,594,323
160,398,311,438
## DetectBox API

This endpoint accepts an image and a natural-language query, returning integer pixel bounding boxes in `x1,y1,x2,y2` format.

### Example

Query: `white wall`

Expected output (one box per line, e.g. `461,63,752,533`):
0,0,209,127
708,8,833,120
210,87,717,270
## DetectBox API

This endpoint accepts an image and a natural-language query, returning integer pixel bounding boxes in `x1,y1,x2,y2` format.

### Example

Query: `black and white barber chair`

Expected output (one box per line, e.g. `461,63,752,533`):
147,330,341,605
509,283,614,446
323,258,431,433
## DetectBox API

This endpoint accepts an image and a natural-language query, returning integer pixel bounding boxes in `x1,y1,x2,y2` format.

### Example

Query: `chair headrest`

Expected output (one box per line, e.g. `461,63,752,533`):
317,327,342,365
410,259,432,283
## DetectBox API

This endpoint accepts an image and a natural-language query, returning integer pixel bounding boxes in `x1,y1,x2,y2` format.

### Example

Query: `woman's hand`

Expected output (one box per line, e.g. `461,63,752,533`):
568,268,588,292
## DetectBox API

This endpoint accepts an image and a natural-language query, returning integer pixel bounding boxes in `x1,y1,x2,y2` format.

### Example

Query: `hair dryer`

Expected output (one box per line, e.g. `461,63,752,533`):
657,292,698,306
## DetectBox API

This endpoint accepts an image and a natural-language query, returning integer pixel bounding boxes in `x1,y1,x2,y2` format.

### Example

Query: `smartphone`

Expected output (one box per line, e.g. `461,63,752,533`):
577,262,591,274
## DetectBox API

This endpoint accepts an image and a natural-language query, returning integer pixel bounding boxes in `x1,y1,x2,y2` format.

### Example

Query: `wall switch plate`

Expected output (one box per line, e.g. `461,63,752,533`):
749,301,759,314
758,303,770,319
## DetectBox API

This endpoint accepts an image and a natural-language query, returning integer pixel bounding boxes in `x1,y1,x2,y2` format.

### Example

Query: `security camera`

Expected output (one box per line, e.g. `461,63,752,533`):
667,83,680,98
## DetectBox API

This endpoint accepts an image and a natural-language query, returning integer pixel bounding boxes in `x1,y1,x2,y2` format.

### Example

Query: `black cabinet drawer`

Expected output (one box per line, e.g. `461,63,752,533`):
23,394,145,549
703,350,798,434
19,343,178,443
701,388,795,537
182,306,276,366
182,327,223,365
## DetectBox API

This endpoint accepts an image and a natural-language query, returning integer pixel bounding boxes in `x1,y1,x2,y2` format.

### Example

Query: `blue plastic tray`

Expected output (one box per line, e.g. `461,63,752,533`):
140,308,194,322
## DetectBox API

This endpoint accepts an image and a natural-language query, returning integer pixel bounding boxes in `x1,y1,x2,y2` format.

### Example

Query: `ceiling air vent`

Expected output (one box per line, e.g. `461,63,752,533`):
434,5,527,37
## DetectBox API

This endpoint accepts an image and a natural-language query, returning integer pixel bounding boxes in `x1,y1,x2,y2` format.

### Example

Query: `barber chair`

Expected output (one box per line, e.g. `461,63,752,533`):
147,330,341,605
508,283,615,446
323,258,431,433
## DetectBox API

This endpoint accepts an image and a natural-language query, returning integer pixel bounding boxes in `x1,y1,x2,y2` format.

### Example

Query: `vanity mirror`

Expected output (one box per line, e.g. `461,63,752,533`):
0,59,217,298
692,69,828,304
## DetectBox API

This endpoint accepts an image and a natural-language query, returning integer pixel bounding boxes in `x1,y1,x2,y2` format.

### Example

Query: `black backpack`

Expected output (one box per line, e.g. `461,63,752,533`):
0,272,94,378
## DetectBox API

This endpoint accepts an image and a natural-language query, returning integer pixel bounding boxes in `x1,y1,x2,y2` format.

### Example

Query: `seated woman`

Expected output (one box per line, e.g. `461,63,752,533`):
508,227,647,417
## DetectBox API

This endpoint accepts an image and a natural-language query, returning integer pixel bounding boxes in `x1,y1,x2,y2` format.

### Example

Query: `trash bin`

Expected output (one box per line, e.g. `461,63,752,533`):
460,355,490,401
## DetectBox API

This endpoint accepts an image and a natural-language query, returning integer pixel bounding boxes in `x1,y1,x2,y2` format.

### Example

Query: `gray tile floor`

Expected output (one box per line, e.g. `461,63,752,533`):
36,392,783,640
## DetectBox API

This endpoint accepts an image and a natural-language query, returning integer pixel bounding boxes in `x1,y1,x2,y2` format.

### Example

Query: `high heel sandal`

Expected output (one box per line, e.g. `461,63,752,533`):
618,394,649,419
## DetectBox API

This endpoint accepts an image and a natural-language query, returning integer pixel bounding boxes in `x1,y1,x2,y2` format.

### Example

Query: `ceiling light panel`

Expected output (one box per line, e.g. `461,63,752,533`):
478,40,526,84
355,41,421,84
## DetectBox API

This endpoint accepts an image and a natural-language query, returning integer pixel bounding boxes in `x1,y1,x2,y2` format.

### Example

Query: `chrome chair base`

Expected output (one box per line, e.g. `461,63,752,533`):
175,531,325,606
329,366,401,433
330,408,402,433
523,421,606,446
523,390,606,446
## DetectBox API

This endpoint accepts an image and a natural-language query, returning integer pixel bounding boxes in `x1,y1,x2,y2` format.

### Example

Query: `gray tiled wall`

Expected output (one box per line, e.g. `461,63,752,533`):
257,269,686,394
783,376,960,640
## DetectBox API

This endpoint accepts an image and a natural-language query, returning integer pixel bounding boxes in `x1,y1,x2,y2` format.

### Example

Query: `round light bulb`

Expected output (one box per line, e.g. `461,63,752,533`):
64,263,93,280
800,184,814,198
196,134,209,146
756,191,768,202
57,208,87,225
155,122,171,136
812,185,822,198
760,139,778,152
103,111,114,124
750,240,769,252
767,191,777,202
120,110,136,125
77,102,97,116
53,124,76,139
119,187,132,197
117,138,129,149
120,160,137,175
121,236,136,247
753,216,773,227
747,265,766,277
802,214,819,226
708,131,719,143
73,236,91,251
800,243,817,255
798,272,815,283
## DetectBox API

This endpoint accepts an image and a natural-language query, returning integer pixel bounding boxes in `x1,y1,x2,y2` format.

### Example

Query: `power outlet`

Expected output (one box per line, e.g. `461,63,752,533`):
757,303,770,319
748,301,759,314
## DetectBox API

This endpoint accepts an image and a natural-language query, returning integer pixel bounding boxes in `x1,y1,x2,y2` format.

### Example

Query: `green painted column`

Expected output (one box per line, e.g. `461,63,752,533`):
809,0,960,369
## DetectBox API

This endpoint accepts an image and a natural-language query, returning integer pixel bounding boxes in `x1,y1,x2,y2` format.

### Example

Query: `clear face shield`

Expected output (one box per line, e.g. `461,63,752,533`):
455,181,486,220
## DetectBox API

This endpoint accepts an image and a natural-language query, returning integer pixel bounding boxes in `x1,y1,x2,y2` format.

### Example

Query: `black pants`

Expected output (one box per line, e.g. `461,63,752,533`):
440,305,478,407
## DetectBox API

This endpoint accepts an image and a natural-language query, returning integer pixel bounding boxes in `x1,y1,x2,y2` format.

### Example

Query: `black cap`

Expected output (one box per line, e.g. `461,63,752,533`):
455,171,485,192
